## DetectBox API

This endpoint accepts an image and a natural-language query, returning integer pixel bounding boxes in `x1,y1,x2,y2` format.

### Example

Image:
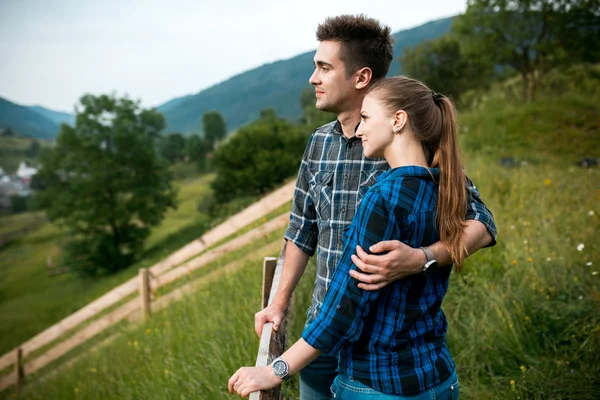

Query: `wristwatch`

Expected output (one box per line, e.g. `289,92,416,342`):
420,246,438,277
271,357,292,381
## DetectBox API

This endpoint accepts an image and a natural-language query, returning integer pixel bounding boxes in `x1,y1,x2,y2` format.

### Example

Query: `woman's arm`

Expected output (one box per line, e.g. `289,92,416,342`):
228,339,320,397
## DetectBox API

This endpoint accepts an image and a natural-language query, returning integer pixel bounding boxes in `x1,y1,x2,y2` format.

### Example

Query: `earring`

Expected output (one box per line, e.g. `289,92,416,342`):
393,128,400,135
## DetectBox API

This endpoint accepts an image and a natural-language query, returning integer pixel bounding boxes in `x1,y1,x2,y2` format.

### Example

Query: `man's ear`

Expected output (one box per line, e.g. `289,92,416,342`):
355,67,372,90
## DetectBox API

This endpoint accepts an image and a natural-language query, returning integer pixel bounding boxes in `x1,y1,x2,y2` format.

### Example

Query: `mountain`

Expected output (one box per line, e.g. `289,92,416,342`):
29,106,75,126
159,17,454,135
0,97,60,139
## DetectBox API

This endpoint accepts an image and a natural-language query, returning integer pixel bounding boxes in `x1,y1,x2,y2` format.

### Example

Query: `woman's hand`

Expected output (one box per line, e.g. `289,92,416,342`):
228,366,282,397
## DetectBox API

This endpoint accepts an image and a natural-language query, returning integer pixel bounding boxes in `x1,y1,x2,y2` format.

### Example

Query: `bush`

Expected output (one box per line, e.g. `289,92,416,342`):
211,113,308,202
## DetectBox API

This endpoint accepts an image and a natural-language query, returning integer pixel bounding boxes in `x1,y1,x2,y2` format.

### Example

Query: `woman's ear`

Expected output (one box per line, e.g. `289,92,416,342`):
392,110,408,134
355,67,372,90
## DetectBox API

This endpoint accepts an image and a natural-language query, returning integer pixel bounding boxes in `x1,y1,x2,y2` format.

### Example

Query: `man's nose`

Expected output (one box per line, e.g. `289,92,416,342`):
309,69,319,86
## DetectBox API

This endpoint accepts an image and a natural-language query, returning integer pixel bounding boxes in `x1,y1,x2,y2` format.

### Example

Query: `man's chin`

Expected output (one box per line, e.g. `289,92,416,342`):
315,101,334,113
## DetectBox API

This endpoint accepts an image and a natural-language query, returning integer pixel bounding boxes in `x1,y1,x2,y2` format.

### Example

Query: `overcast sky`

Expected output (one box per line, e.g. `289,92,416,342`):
0,0,466,113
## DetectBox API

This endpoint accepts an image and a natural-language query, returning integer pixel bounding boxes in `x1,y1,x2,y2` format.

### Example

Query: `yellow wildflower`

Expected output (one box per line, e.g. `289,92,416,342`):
520,365,526,372
512,260,518,266
146,328,152,334
510,379,515,385
528,257,532,263
544,179,551,186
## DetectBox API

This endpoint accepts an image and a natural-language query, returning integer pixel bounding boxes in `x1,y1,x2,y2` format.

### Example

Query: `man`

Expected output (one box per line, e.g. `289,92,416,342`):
255,14,496,399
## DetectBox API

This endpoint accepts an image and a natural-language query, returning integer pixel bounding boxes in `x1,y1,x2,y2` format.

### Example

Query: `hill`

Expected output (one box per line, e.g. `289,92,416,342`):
158,17,454,134
0,97,60,139
28,106,75,126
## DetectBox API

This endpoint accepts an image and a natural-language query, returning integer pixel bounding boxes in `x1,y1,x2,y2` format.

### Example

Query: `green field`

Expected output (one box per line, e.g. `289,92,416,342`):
0,174,217,356
1,75,599,399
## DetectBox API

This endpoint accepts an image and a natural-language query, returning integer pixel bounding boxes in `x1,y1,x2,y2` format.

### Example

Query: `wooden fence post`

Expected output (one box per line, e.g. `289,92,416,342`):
262,257,278,309
139,269,151,319
14,347,23,396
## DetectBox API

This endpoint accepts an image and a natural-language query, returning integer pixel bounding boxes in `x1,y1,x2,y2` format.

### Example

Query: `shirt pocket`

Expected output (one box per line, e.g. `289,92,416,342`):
356,168,381,206
309,170,334,222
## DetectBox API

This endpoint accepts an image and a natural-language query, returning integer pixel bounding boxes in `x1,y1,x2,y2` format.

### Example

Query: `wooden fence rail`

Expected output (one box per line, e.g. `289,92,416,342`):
250,243,288,400
0,181,295,394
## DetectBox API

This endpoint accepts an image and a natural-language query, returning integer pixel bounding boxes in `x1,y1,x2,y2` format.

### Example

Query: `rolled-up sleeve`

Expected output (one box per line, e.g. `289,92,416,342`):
464,175,497,247
302,190,397,355
284,135,318,256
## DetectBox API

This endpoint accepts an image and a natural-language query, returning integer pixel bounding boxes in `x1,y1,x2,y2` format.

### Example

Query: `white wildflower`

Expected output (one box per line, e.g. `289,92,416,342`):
577,243,584,252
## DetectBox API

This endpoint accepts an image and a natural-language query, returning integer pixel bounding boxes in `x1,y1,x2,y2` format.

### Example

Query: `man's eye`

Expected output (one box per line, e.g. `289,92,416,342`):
322,67,329,72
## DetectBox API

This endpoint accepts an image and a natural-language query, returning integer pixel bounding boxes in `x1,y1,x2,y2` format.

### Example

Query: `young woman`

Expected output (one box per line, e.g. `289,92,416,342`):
229,76,467,399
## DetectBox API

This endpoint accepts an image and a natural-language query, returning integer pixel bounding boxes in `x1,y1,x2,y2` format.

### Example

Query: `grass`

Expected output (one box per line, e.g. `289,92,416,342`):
2,71,600,399
0,174,216,355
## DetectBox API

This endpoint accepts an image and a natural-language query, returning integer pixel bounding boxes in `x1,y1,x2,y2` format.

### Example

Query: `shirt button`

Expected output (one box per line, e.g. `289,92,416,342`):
341,206,346,214
338,239,343,246
336,304,341,310
344,173,349,180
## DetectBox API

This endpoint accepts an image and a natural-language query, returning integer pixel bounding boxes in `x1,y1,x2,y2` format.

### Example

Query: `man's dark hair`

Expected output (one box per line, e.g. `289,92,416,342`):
316,14,394,81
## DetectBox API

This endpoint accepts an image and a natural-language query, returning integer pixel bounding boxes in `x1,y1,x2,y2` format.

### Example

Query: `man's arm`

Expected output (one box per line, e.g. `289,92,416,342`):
349,220,491,289
255,134,317,336
350,176,497,290
254,241,310,336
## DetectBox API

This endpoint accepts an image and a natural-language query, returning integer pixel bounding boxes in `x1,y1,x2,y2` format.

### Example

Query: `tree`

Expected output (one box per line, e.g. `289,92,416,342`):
454,0,600,101
159,132,186,163
35,94,177,276
401,36,493,103
211,110,308,202
202,111,227,149
26,139,41,158
185,134,204,161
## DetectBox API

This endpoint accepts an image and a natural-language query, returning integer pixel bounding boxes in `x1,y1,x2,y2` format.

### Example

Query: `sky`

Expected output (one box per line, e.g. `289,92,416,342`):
0,0,466,113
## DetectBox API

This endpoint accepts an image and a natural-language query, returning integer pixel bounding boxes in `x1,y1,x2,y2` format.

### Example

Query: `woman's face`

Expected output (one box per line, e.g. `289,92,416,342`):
356,92,394,159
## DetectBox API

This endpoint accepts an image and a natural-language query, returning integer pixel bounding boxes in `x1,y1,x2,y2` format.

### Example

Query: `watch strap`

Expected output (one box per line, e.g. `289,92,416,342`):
420,246,434,263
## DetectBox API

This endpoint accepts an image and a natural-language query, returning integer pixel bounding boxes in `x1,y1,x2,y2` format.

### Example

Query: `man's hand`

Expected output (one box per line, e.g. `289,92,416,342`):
349,241,425,290
254,303,286,337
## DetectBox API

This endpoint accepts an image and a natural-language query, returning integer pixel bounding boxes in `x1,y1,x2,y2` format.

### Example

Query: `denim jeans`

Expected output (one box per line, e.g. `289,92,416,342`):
299,353,339,400
330,370,460,400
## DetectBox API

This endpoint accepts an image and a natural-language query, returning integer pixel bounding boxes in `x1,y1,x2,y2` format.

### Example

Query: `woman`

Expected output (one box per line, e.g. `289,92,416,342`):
229,76,467,399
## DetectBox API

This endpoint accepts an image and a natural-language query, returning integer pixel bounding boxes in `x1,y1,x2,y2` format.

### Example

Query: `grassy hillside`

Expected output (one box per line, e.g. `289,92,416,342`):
159,18,453,134
2,72,599,399
0,174,217,355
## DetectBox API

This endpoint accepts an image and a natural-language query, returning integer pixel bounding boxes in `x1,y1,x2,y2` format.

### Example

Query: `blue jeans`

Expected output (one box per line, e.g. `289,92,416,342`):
299,353,339,400
330,370,460,399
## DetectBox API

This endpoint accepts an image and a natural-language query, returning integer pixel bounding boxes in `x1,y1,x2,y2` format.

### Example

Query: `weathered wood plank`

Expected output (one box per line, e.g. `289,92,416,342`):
250,242,287,400
262,257,278,309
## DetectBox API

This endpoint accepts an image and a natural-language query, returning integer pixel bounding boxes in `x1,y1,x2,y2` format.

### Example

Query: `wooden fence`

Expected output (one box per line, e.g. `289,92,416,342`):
0,180,296,395
250,242,288,400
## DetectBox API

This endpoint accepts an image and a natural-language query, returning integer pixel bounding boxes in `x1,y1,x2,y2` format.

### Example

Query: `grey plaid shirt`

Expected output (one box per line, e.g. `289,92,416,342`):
284,120,497,321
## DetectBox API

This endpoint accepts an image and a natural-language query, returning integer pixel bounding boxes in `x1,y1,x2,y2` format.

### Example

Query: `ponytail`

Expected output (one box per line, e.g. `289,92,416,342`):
367,77,468,268
431,96,467,268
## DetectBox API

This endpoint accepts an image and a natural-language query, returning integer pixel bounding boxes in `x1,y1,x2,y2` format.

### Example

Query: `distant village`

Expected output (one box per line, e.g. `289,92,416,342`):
0,161,38,210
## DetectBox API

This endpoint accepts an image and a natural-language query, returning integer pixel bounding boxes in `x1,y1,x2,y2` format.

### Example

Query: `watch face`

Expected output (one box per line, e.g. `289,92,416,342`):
273,360,287,376
424,260,438,276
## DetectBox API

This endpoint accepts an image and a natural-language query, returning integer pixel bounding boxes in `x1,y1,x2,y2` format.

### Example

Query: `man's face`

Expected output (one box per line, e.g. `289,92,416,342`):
309,41,358,114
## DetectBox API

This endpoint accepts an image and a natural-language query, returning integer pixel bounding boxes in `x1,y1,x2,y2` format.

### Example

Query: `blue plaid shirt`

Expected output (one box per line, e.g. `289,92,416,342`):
284,121,497,322
302,166,462,396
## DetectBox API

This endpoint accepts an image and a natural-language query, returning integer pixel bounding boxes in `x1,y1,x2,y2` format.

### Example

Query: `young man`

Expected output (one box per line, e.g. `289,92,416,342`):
254,15,496,399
